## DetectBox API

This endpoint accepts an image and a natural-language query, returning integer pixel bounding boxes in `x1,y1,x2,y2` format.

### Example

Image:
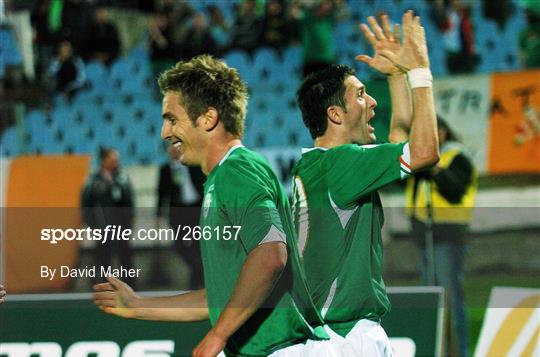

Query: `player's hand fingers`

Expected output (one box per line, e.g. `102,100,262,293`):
355,54,372,64
106,276,125,290
93,282,114,291
402,10,413,39
93,291,116,301
0,289,5,297
359,24,377,47
367,16,385,40
393,23,401,42
94,298,117,308
381,14,393,40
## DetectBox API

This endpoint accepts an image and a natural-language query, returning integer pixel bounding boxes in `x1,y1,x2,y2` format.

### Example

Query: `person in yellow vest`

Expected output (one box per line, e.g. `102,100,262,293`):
406,116,477,357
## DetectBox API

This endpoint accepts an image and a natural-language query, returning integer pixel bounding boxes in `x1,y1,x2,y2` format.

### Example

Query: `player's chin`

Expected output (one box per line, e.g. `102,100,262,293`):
367,133,377,143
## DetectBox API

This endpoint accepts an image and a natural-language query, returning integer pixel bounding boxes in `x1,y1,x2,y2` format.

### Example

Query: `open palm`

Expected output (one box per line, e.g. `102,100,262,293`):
356,15,402,75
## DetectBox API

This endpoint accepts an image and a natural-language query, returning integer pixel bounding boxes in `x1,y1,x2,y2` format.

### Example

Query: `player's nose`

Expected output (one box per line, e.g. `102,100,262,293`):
367,94,377,109
161,121,172,141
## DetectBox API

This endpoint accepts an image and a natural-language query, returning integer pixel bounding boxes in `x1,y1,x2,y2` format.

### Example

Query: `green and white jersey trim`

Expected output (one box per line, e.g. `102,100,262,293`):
260,224,287,245
218,144,245,166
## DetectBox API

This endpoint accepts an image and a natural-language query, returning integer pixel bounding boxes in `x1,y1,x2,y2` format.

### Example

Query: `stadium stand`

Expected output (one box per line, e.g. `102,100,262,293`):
0,0,530,165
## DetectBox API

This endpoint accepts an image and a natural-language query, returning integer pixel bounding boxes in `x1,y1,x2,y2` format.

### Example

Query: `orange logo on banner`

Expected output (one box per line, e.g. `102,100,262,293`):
488,70,540,174
4,155,90,292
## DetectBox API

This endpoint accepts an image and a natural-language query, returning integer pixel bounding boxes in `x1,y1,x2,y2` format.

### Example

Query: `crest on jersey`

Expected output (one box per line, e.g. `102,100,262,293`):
203,184,214,219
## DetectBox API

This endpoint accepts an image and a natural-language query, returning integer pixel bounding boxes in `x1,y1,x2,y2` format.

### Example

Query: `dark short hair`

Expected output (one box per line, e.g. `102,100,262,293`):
99,146,115,161
437,115,459,142
296,65,356,139
158,55,248,137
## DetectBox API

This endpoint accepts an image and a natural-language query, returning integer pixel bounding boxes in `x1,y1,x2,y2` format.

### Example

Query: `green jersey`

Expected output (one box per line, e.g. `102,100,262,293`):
200,145,328,356
291,143,411,336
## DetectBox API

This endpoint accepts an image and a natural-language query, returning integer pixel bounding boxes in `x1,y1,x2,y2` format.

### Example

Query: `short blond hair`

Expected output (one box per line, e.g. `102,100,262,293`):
158,55,248,137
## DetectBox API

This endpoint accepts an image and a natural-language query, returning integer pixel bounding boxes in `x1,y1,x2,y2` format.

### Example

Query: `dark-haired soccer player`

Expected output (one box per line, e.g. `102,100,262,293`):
291,11,439,355
93,55,337,357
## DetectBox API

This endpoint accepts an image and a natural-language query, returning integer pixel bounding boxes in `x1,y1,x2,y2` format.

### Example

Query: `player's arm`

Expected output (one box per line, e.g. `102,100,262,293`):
193,241,287,357
357,14,412,143
379,11,439,171
93,277,209,321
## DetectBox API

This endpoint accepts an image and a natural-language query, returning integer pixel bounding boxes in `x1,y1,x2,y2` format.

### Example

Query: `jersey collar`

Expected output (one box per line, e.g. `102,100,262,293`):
218,144,245,166
301,147,328,154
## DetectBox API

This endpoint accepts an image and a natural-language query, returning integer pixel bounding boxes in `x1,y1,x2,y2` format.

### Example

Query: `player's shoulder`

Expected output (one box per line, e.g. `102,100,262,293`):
216,147,273,186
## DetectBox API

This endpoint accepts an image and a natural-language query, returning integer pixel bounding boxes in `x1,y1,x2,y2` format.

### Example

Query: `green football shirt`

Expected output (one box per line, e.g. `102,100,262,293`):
200,145,328,356
291,143,411,337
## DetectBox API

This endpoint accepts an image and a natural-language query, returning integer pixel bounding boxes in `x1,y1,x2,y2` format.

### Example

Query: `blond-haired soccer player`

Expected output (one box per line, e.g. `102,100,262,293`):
291,11,439,356
93,55,338,357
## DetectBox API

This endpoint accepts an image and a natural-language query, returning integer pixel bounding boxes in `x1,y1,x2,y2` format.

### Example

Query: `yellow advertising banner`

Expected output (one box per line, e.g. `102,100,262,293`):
474,287,540,357
4,155,90,292
488,70,540,174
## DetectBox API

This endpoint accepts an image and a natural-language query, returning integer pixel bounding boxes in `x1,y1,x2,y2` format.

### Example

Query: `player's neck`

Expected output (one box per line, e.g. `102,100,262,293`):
314,132,350,149
202,136,242,175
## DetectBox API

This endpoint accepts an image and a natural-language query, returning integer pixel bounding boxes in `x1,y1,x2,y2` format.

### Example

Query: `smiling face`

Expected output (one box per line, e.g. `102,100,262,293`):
341,75,378,144
161,92,206,166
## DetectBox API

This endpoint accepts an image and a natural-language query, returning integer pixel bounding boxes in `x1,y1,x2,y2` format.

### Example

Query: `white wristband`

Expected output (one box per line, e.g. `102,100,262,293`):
407,68,433,88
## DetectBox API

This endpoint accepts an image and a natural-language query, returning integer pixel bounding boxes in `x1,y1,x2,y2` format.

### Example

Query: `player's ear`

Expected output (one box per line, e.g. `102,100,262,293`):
327,105,343,125
202,107,219,132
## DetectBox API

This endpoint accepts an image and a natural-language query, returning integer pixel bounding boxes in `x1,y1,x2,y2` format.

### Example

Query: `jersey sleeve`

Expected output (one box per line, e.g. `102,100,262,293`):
325,142,411,209
216,160,286,253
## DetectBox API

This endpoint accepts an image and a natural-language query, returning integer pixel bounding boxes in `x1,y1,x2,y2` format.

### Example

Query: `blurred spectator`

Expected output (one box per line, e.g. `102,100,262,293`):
47,40,86,100
482,0,515,30
166,0,194,54
230,0,264,54
81,147,136,287
207,5,231,55
153,144,203,289
31,0,56,81
406,117,477,357
85,7,120,66
261,0,289,50
293,0,347,77
431,0,479,74
59,0,93,56
520,6,540,68
148,11,176,82
182,11,217,59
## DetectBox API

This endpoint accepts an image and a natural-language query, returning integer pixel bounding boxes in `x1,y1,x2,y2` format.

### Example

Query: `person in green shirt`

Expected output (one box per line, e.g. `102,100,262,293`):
292,11,439,355
92,55,334,357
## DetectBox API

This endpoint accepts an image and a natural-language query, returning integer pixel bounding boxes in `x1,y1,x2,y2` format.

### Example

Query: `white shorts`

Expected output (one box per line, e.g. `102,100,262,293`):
343,319,393,357
268,326,344,357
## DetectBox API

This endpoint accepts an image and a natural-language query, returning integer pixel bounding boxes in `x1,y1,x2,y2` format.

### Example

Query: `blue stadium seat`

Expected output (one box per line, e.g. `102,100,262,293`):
223,50,254,85
85,60,110,94
0,27,23,66
0,127,21,157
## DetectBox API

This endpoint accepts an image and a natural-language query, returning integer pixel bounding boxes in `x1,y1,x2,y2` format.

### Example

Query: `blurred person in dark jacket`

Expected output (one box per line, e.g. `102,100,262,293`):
86,7,120,65
430,0,478,73
182,11,217,59
154,144,203,289
47,40,86,99
406,117,477,357
82,147,136,287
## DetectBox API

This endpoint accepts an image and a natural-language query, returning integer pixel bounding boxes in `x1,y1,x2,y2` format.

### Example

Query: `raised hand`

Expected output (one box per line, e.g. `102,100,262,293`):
378,10,430,72
93,276,141,318
356,14,402,75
